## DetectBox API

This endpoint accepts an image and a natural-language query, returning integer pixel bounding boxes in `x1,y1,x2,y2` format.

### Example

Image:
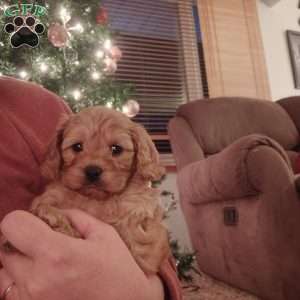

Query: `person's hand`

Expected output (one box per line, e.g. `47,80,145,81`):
0,210,164,300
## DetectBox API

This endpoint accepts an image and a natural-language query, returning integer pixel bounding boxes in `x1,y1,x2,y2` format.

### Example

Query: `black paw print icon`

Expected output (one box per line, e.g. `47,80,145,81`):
4,16,45,48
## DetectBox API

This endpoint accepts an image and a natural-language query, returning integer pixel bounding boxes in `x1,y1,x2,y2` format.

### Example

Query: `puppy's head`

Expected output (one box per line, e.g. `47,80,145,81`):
41,106,165,199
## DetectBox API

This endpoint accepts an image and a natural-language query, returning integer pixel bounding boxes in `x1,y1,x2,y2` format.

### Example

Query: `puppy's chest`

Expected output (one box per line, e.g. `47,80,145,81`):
38,186,159,226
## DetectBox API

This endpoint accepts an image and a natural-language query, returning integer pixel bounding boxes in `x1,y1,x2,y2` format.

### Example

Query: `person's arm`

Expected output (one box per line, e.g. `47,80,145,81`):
159,257,183,300
0,210,164,300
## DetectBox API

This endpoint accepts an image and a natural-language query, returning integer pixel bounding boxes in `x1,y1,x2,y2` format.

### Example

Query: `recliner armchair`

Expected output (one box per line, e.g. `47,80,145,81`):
168,97,300,300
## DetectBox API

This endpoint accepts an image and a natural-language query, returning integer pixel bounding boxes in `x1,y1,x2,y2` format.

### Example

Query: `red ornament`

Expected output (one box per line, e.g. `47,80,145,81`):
96,7,108,25
48,23,69,48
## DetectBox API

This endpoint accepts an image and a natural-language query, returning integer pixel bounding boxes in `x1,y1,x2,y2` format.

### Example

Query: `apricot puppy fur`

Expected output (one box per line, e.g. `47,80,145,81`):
30,106,169,275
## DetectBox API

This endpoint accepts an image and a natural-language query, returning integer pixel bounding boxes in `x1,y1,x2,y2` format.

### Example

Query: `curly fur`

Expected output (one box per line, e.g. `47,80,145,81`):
31,106,169,275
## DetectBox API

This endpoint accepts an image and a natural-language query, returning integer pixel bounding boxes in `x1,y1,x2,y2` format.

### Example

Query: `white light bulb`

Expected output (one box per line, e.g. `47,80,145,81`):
122,106,129,115
0,72,3,77
19,70,28,79
40,63,48,73
71,23,84,33
60,7,71,23
91,72,101,80
74,61,80,66
95,50,104,59
73,90,81,101
106,102,113,108
104,39,112,50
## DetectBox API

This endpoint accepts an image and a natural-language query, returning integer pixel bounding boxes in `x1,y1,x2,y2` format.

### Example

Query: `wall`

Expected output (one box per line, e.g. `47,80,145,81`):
160,173,193,251
257,0,300,100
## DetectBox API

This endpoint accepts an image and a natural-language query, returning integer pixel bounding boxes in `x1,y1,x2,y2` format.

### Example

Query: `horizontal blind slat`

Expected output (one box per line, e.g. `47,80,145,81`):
102,0,207,154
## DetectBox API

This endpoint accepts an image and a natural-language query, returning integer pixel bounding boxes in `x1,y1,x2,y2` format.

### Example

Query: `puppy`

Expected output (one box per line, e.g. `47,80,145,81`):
29,106,170,275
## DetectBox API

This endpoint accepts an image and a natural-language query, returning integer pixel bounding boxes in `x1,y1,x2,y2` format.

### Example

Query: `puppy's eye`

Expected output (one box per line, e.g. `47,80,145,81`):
111,144,123,156
72,143,83,153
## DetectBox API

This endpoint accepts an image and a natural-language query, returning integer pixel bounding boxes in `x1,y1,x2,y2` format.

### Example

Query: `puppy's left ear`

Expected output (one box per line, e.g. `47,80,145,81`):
41,114,70,181
131,124,166,181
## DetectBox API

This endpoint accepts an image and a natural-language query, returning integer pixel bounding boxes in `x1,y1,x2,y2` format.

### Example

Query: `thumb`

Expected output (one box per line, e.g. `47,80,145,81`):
62,209,111,240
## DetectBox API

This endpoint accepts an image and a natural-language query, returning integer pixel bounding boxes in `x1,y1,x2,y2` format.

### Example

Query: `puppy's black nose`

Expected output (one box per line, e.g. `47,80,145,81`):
85,166,102,183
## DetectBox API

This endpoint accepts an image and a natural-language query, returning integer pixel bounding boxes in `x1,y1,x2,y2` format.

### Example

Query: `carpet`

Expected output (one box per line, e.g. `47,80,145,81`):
183,272,260,300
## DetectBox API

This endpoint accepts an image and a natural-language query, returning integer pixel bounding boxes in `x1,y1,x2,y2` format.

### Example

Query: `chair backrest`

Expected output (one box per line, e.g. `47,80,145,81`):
175,97,299,155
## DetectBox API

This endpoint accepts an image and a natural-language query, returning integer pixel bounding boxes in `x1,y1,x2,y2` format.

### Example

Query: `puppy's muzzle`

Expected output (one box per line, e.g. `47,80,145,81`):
85,165,102,183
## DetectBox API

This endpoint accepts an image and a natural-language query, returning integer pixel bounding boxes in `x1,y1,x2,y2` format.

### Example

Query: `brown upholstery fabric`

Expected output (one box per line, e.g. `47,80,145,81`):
178,134,291,205
169,97,300,300
168,117,204,171
286,150,299,173
177,97,299,155
278,96,300,134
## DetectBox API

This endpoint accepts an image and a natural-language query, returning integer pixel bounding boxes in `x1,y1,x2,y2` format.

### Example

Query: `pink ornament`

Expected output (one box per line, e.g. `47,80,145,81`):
48,23,69,48
104,57,117,74
110,46,122,61
122,100,140,118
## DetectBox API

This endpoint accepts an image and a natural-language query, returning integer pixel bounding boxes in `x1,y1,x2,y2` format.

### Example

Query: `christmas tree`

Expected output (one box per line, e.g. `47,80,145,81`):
0,0,136,114
161,188,200,285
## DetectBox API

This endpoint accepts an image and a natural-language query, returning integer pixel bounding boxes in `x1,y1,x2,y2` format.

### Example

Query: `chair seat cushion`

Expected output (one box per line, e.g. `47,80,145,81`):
286,150,300,174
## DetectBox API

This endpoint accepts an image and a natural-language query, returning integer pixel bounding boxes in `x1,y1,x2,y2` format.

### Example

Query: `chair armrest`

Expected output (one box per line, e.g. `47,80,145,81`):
278,96,300,134
177,134,293,205
168,117,204,170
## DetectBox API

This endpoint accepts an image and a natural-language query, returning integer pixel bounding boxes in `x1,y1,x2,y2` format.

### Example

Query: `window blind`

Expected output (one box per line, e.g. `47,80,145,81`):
103,0,207,155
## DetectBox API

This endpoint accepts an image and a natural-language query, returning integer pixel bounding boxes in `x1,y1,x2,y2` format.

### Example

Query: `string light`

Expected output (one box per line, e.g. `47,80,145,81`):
122,106,130,115
104,39,112,50
91,71,101,80
70,23,84,33
19,70,28,79
1,5,8,11
74,61,80,66
60,6,71,24
72,89,81,100
106,102,113,108
40,63,48,73
95,50,104,59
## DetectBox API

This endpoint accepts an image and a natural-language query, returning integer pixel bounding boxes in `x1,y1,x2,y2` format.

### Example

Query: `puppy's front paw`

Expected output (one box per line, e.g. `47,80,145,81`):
126,216,170,275
31,205,81,238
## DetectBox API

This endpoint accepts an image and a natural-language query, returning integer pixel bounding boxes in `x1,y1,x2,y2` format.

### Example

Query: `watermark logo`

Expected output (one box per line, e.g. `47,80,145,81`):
3,4,47,48
4,4,47,18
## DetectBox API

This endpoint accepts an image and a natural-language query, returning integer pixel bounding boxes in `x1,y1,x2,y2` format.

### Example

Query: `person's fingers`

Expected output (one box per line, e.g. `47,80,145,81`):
0,249,31,285
62,209,112,240
0,269,13,296
0,211,57,258
0,269,19,300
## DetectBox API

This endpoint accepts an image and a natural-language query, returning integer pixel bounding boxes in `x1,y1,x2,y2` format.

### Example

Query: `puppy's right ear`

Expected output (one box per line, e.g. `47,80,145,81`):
41,115,70,181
